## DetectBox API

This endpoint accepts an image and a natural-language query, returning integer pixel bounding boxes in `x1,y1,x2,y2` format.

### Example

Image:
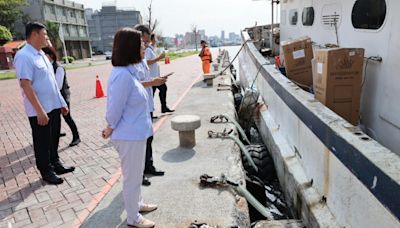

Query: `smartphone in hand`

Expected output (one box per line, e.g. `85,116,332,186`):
162,72,174,78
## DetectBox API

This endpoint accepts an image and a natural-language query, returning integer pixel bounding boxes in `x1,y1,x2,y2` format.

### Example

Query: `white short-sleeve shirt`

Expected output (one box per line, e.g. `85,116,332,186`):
134,60,154,112
14,43,66,117
144,45,160,78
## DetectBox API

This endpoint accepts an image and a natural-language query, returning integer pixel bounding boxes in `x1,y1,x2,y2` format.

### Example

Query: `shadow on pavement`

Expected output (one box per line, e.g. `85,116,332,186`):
0,179,43,221
0,146,35,184
81,192,126,228
161,147,196,163
191,80,210,89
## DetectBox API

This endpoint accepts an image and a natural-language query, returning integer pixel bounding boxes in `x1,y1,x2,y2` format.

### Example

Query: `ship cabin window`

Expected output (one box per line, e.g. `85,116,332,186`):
352,0,386,30
302,7,315,26
289,9,298,25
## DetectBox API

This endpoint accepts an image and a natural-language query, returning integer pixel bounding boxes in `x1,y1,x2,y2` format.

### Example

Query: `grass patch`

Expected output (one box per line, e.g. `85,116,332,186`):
0,52,196,80
0,62,107,81
64,62,108,70
164,50,199,61
65,63,92,70
0,72,16,80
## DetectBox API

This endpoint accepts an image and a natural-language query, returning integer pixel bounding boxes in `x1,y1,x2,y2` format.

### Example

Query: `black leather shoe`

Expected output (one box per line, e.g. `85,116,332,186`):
60,133,67,137
161,107,175,113
53,163,75,175
42,173,63,185
69,138,81,147
142,176,151,186
144,168,165,176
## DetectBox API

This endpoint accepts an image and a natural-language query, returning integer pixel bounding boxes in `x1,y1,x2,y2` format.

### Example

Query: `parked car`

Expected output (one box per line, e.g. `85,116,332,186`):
105,51,112,60
94,50,103,55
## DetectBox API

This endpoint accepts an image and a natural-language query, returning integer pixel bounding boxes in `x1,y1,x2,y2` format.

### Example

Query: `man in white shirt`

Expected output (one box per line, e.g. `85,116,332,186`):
134,25,166,184
145,34,174,114
14,22,75,185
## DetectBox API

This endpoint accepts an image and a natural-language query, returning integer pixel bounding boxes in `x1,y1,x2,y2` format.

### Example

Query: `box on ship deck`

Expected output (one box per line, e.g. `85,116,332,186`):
313,48,364,125
281,37,313,88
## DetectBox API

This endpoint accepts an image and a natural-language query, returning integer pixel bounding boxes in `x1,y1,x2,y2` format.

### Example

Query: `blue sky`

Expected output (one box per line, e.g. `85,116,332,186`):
79,0,277,37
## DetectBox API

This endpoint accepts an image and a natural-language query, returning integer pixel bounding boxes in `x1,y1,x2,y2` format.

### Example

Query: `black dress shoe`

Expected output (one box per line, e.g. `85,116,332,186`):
69,138,81,147
42,173,63,185
142,176,151,186
60,133,67,137
53,163,75,175
144,168,165,176
161,107,175,113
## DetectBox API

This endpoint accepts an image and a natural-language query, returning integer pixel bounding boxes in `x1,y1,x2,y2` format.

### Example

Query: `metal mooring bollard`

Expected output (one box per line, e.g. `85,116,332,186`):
212,63,219,72
171,115,201,148
203,73,216,86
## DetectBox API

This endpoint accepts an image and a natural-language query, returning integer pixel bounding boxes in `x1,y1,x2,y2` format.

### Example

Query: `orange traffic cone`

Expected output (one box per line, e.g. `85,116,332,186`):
95,75,105,98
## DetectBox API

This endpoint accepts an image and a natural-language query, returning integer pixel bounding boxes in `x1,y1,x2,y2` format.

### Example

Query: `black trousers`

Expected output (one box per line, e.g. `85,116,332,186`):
145,135,154,171
28,109,61,176
62,101,79,139
152,83,167,110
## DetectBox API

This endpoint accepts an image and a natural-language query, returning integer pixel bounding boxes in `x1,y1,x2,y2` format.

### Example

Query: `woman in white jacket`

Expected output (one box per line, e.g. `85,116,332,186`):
102,28,165,228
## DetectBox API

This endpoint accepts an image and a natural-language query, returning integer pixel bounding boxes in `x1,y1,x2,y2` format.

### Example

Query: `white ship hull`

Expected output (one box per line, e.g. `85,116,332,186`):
239,0,400,224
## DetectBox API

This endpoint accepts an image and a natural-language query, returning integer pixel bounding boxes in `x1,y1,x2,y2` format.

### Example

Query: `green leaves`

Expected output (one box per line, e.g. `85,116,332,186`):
46,21,62,50
0,0,27,30
0,25,12,45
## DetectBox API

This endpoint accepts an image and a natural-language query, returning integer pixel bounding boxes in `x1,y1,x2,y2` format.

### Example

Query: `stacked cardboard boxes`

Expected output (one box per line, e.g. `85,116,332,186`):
313,48,364,125
281,37,314,87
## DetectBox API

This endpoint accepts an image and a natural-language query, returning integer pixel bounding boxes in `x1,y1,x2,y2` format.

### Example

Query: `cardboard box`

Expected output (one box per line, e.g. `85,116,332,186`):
281,37,314,87
313,48,364,125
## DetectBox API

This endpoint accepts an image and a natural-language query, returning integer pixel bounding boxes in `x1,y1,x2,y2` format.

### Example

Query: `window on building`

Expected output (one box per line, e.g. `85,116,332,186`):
79,27,86,37
70,25,78,36
62,8,66,17
70,10,75,18
289,9,298,25
352,0,386,30
56,7,61,15
63,25,69,36
302,7,315,26
45,5,51,14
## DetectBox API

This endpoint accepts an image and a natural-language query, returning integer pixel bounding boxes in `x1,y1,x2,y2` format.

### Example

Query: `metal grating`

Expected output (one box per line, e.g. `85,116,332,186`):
322,12,340,27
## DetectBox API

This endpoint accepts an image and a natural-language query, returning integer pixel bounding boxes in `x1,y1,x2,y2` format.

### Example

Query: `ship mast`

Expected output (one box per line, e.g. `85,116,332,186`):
253,0,280,55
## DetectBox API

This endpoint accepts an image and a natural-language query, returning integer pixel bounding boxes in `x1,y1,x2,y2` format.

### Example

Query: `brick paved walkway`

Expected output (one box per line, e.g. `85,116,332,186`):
0,54,204,228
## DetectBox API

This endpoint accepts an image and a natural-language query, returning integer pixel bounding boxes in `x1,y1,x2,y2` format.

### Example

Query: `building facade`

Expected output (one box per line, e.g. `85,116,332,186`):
184,32,201,49
15,0,92,59
86,5,142,53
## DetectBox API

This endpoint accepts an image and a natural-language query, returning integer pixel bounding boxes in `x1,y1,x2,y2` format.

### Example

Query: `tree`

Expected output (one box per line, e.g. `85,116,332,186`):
45,21,62,50
0,25,13,45
0,0,27,31
146,0,158,32
145,0,167,49
191,24,198,51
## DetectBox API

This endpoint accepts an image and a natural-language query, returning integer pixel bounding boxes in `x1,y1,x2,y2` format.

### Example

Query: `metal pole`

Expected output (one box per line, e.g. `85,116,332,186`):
60,23,69,64
270,0,274,55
